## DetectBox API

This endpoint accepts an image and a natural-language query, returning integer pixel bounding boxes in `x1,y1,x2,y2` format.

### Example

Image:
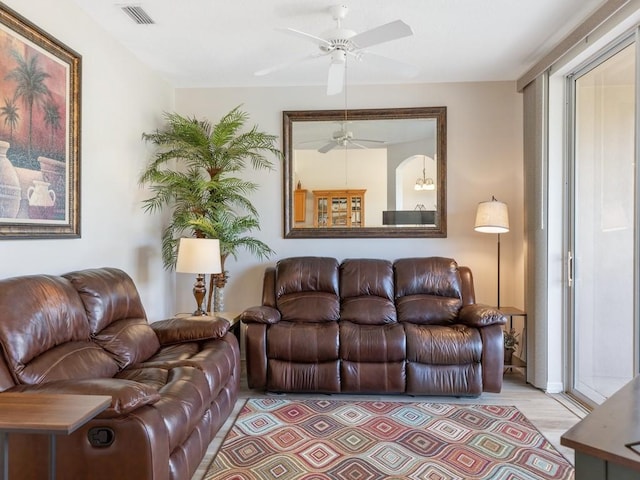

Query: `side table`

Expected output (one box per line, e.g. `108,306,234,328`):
212,311,241,341
561,375,640,479
499,306,527,375
0,393,111,480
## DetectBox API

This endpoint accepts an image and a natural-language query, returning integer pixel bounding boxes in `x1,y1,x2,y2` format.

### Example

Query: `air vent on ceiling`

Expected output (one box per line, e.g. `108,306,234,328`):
120,5,155,25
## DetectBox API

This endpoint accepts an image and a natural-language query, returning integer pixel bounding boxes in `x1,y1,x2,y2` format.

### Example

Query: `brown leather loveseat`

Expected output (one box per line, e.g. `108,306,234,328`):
0,267,239,480
241,256,506,396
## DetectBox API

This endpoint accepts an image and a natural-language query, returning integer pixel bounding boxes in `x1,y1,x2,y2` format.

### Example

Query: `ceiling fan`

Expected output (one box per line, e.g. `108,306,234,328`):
255,5,418,95
319,124,386,153
298,122,386,153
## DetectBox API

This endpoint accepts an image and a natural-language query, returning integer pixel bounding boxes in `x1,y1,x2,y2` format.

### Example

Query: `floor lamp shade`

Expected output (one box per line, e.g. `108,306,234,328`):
176,238,222,316
474,196,509,309
474,197,509,233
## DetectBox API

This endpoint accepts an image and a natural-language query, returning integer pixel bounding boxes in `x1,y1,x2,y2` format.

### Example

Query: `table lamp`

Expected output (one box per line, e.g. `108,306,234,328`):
474,196,509,308
176,237,222,316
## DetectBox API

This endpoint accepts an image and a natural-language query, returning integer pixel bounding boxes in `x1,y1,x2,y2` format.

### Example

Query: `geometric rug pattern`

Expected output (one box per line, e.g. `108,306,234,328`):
205,399,574,480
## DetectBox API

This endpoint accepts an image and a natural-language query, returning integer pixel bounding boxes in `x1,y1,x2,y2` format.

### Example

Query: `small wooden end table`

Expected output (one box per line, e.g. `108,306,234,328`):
0,393,111,480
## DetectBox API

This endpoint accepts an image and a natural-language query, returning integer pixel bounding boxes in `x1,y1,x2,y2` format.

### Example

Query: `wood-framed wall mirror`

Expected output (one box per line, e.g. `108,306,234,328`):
283,106,447,238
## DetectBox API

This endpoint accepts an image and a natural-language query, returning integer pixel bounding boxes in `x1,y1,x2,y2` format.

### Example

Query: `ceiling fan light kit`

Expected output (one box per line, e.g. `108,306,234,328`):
255,4,417,95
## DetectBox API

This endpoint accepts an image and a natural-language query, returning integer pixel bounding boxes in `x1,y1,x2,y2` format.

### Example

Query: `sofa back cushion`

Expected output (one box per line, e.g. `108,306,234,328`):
394,257,463,325
0,274,119,384
340,258,396,325
275,257,340,322
63,268,160,368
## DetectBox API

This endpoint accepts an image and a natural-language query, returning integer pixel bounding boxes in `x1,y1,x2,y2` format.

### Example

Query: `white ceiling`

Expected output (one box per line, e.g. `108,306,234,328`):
70,0,606,89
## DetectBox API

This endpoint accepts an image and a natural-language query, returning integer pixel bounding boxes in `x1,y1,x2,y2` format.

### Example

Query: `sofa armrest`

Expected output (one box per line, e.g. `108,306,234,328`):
240,306,281,324
151,316,230,346
458,304,506,327
8,378,160,418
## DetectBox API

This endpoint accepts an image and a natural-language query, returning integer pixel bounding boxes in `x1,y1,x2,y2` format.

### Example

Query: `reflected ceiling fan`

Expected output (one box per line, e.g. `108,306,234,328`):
255,5,418,95
316,123,386,153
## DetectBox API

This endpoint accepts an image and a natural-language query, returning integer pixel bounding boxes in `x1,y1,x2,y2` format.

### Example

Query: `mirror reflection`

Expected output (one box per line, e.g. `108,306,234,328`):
283,107,447,238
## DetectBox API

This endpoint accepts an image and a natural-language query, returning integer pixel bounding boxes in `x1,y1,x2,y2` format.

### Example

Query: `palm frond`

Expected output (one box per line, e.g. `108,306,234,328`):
140,106,279,270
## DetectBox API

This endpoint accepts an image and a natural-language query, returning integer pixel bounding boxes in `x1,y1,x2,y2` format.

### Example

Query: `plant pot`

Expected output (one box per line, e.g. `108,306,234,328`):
504,348,513,364
213,285,225,312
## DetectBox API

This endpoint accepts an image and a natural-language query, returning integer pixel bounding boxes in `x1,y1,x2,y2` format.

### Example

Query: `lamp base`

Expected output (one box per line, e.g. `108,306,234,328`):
191,273,208,316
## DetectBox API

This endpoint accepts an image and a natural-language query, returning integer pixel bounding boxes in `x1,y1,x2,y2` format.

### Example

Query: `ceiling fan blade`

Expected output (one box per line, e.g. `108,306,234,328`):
327,61,345,96
350,141,370,150
318,141,339,153
350,20,413,49
351,138,386,144
278,27,332,48
358,51,419,78
254,52,324,76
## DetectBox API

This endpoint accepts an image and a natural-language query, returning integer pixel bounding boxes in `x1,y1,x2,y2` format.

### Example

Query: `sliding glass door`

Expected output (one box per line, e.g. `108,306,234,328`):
568,38,637,405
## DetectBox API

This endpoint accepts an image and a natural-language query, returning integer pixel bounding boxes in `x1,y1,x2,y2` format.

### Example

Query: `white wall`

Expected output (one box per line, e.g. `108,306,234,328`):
176,82,524,314
1,0,175,320
0,3,525,321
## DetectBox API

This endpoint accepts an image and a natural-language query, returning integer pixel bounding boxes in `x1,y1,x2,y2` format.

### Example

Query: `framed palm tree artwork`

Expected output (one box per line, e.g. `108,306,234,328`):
0,3,80,238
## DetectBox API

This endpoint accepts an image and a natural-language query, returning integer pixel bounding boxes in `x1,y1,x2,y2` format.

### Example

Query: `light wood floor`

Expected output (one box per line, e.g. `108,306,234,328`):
192,369,586,479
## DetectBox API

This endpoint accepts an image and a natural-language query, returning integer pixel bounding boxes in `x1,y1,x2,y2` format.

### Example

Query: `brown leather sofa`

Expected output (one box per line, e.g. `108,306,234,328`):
0,267,239,480
241,256,506,396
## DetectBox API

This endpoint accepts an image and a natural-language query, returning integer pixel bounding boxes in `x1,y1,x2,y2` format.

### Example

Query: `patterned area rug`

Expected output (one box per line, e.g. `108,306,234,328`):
205,399,574,480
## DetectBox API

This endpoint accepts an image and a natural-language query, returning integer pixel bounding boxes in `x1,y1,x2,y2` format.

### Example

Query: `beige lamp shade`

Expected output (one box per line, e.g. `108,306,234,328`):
474,197,509,234
176,238,222,274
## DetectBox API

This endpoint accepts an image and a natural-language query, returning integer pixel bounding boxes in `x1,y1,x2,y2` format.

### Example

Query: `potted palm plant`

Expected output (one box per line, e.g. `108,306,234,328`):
139,106,282,312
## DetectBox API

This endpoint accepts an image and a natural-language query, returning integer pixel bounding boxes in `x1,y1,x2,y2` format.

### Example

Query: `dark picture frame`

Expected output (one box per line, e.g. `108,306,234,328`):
0,3,80,239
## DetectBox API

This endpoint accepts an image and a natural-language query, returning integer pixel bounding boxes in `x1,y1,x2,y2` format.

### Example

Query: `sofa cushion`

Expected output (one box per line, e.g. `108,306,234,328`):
404,323,482,365
63,267,149,332
394,257,463,324
396,294,462,325
341,296,396,325
394,257,462,298
277,292,340,322
340,258,394,300
340,259,396,325
339,321,406,362
94,318,160,369
268,321,339,362
18,341,120,384
275,257,340,322
140,334,239,400
0,274,119,383
64,268,161,367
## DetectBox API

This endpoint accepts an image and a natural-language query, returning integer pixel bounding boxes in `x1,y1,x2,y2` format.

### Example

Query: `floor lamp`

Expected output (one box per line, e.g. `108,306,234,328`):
176,237,222,316
474,196,510,309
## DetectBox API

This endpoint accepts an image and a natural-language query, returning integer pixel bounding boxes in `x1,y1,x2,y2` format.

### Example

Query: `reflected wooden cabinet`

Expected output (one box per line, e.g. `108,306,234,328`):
293,189,307,223
312,189,366,228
